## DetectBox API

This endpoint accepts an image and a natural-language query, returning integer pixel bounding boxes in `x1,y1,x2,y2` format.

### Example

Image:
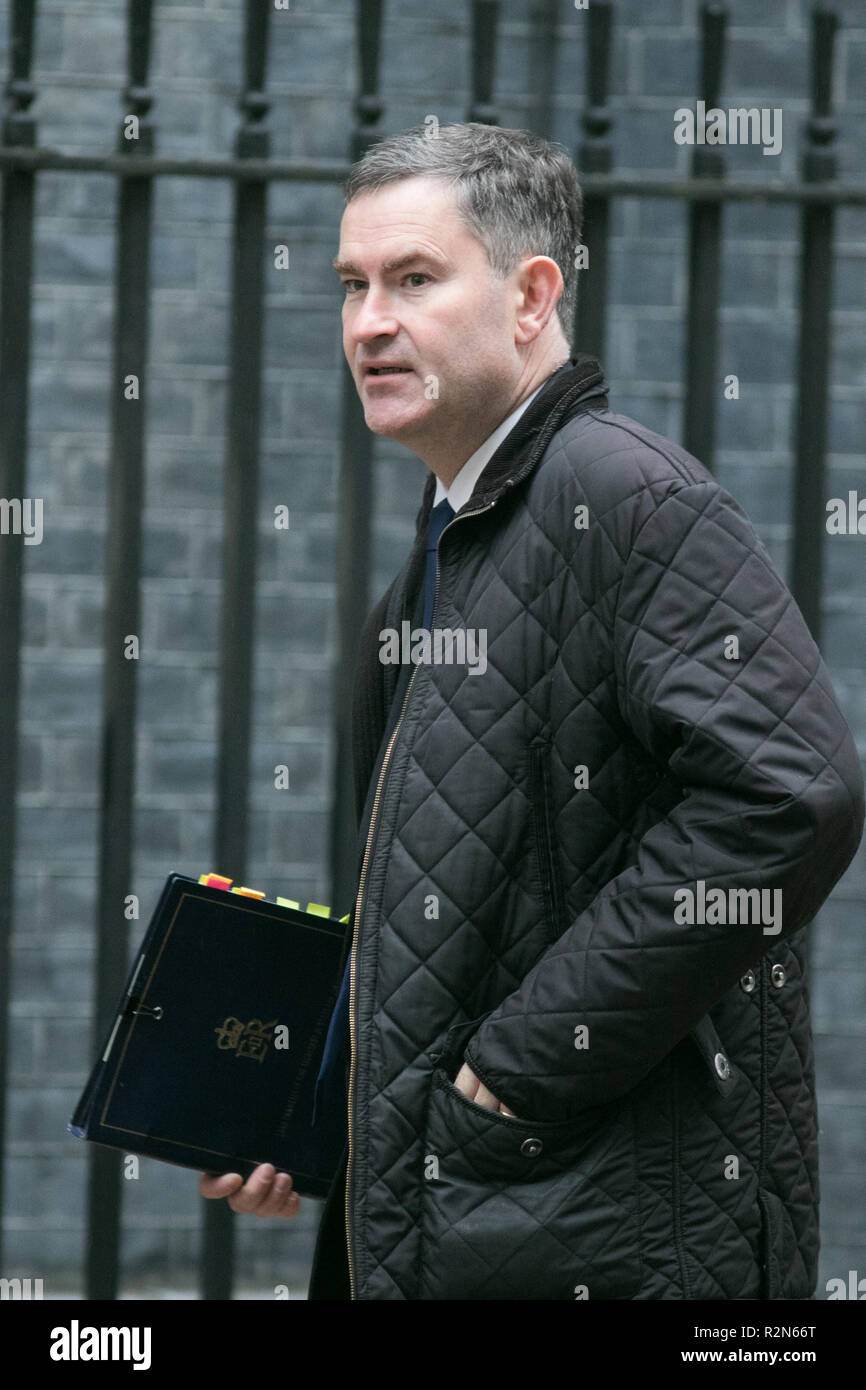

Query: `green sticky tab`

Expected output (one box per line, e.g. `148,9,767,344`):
276,897,300,910
306,902,330,917
339,913,351,923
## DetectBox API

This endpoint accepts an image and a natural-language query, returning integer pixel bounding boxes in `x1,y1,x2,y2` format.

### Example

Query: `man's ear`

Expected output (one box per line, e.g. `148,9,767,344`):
513,255,564,344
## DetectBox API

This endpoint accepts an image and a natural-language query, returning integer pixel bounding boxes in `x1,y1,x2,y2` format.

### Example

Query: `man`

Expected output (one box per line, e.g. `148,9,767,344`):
201,123,864,1300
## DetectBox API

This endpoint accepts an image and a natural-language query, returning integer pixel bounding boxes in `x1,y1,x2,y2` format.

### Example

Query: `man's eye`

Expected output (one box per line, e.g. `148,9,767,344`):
341,273,430,293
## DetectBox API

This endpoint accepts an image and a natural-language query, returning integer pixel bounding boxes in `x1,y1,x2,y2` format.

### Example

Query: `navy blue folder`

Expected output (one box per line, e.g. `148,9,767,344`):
69,873,351,1199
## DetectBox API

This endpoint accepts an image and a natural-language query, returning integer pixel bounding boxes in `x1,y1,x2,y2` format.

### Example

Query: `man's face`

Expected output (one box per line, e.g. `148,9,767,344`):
334,176,522,458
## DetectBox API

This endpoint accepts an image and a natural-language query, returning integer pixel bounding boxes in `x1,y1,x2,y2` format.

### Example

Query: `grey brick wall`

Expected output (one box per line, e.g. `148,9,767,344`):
2,0,864,1298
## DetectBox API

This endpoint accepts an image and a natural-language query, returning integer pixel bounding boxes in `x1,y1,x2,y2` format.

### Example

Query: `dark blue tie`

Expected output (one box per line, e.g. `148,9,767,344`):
422,498,455,631
312,495,455,1126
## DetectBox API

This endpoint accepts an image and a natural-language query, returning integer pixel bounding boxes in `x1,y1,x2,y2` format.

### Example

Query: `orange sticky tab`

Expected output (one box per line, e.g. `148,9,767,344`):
230,886,266,899
199,873,233,890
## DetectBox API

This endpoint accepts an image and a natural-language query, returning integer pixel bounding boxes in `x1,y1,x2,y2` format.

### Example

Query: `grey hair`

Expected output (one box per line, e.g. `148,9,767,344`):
342,122,583,337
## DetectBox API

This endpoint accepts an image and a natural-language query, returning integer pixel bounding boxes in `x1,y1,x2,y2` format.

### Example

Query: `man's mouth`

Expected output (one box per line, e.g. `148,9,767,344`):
365,366,413,376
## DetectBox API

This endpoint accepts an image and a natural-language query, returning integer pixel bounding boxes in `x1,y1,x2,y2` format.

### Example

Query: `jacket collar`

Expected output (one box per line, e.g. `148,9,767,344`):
394,353,607,633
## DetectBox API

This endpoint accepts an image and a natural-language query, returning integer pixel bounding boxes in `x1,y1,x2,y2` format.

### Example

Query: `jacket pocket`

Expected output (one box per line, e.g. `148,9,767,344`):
418,1064,641,1300
757,1186,803,1300
528,740,567,946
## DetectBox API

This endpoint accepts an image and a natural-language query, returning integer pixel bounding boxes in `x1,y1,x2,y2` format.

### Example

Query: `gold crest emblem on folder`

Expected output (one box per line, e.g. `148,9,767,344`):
214,1016,278,1063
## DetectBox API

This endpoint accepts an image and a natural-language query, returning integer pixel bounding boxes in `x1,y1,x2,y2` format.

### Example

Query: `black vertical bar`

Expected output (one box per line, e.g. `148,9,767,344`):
683,4,727,469
0,0,37,1276
200,0,271,1301
86,0,155,1301
467,0,500,126
328,0,385,920
574,0,613,361
527,0,559,141
791,5,838,644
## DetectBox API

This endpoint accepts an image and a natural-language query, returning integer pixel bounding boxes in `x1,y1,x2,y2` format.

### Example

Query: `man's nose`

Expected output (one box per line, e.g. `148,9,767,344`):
349,283,400,342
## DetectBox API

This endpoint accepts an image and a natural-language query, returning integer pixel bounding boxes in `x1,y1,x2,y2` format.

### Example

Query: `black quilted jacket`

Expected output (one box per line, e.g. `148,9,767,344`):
328,354,864,1301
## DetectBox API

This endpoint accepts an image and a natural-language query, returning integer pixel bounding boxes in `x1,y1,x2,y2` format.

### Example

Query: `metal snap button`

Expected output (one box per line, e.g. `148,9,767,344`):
520,1137,543,1158
714,1052,730,1080
771,964,786,988
740,969,756,993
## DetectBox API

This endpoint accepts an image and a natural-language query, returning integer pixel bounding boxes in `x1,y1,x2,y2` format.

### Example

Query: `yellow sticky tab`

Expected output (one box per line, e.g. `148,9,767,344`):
276,897,300,910
339,913,351,923
230,886,266,899
306,902,330,917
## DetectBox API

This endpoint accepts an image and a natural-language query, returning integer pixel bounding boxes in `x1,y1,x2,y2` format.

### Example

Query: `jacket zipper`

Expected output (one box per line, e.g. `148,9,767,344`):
344,495,498,1299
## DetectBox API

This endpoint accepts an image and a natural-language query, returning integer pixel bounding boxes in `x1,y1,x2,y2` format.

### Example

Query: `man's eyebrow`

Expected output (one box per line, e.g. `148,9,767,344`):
332,250,448,277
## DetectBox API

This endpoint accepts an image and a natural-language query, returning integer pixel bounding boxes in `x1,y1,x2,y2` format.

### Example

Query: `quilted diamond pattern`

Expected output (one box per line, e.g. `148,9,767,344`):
338,357,864,1301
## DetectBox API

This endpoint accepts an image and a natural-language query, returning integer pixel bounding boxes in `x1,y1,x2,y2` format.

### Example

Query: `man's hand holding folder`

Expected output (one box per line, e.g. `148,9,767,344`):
199,1162,301,1218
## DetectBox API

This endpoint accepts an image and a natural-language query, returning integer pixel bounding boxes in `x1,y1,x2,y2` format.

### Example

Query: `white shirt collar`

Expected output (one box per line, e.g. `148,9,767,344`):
432,383,545,513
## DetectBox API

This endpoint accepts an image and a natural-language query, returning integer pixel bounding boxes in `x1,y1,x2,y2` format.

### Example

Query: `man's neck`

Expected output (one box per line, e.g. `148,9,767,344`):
431,380,548,513
426,350,571,488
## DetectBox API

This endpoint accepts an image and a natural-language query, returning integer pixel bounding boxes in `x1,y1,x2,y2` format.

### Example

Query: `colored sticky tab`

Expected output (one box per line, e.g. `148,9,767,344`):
306,902,330,917
339,913,351,923
276,897,300,910
199,873,233,890
230,886,266,899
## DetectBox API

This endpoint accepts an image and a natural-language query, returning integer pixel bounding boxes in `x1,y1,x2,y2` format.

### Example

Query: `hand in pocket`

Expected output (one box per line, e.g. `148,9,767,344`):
452,1062,521,1118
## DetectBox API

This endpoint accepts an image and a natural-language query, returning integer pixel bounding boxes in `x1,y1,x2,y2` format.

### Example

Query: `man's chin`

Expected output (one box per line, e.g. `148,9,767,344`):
362,403,432,441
